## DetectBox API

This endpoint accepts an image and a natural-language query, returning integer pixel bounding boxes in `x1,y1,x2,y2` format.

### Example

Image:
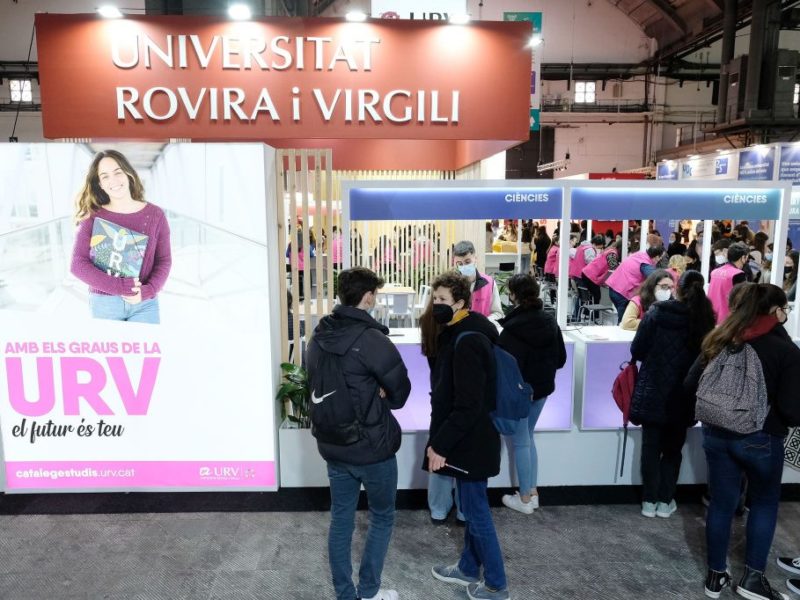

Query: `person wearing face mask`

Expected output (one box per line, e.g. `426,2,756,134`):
667,231,687,258
708,242,750,325
306,267,411,600
685,284,800,600
607,244,666,326
419,272,511,600
710,239,732,274
630,271,715,520
620,269,673,331
783,250,798,302
452,240,504,323
497,275,566,514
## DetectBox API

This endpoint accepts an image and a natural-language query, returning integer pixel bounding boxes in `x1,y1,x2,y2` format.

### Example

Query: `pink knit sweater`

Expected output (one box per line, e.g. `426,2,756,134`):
70,203,172,301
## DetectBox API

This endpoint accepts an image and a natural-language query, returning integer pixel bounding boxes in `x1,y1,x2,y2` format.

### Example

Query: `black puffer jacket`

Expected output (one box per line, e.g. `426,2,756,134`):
498,305,567,399
308,305,411,465
422,312,500,480
630,300,706,426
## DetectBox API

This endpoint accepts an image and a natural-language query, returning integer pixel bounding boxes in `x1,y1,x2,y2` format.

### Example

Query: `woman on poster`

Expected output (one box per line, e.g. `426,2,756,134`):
70,150,171,324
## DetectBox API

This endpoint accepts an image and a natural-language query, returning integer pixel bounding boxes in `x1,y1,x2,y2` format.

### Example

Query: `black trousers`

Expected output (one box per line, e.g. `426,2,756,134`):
581,274,602,305
640,424,688,504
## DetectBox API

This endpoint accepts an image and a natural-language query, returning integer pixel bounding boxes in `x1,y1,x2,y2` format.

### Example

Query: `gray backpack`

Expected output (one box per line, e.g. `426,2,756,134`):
695,344,768,434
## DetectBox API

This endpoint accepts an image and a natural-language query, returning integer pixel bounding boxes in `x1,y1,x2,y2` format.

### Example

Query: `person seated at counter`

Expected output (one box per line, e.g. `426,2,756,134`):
606,244,666,325
666,255,686,284
707,241,749,325
620,269,674,331
452,240,504,322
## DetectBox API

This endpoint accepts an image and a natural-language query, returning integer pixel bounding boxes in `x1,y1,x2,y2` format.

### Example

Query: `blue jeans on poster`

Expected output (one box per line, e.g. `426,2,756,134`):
608,288,629,325
509,397,547,494
703,427,784,572
428,472,463,521
327,456,397,600
89,293,160,324
456,479,508,592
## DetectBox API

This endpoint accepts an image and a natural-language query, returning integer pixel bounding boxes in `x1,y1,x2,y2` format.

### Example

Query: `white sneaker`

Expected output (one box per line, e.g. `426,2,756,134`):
641,501,657,518
502,492,535,514
656,500,677,518
361,590,399,600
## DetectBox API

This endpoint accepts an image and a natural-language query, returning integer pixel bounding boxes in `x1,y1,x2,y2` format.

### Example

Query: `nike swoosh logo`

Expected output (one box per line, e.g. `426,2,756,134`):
311,390,336,404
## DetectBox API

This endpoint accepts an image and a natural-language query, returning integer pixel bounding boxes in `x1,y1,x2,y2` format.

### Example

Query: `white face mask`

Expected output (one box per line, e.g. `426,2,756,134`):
715,254,727,265
655,289,672,302
457,263,477,278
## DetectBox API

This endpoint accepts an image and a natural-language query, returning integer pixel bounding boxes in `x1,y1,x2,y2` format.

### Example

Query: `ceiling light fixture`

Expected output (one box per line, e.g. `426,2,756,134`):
97,5,123,18
345,11,368,22
449,14,471,25
228,3,251,20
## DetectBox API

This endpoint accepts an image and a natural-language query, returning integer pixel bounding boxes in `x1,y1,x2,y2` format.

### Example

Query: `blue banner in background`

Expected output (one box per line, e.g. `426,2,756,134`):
349,187,563,220
779,145,800,185
571,187,782,220
656,162,678,180
738,148,775,180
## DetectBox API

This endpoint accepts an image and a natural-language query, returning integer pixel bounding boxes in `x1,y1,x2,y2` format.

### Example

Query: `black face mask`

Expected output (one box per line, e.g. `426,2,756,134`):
432,303,456,325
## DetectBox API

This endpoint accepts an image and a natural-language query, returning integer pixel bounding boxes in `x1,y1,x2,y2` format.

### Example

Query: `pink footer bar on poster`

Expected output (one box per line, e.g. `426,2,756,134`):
5,461,276,489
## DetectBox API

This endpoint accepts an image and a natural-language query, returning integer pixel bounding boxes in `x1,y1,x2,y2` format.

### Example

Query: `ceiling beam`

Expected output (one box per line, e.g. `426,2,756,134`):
644,0,689,35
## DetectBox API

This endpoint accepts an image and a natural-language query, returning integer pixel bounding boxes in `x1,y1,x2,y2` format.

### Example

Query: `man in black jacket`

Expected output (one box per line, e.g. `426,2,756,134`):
307,268,411,600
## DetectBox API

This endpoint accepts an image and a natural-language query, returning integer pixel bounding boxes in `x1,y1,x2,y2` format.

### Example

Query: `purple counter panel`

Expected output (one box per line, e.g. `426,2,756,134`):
581,341,634,429
393,342,574,432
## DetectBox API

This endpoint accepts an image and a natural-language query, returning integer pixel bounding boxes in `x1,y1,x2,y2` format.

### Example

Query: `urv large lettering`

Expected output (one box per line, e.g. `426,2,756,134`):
5,357,160,417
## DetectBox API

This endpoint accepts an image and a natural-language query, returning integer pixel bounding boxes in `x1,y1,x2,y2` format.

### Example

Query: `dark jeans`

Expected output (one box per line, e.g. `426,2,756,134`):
327,456,398,600
703,427,784,572
581,274,602,305
456,479,508,591
641,424,688,503
608,287,629,324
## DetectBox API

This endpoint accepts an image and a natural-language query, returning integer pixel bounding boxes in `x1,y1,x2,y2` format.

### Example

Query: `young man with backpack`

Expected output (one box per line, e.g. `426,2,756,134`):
306,267,411,600
685,283,800,600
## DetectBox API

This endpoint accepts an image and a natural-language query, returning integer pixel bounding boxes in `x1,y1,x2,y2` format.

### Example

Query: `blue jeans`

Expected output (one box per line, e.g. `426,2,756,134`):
608,288,629,325
703,427,784,572
509,397,547,494
89,293,160,324
457,479,508,591
428,472,463,521
327,457,397,600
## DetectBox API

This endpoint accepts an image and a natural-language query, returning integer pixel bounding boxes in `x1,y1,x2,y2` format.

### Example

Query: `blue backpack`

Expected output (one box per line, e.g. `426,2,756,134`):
456,331,533,435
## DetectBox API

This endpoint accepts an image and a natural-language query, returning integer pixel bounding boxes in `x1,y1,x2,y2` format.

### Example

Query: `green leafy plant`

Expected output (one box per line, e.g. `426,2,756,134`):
276,362,310,428
493,271,515,316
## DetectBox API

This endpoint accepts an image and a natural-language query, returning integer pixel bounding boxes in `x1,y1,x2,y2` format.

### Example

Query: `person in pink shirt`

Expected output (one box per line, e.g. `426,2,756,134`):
707,242,749,324
70,150,171,324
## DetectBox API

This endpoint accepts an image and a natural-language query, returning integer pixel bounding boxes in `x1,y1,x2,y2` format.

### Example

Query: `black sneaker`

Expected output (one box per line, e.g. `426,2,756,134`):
705,569,732,599
777,557,800,576
735,567,789,600
787,579,800,595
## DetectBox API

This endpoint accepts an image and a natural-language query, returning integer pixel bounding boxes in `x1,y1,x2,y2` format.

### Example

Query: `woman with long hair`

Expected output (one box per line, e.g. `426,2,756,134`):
783,250,798,301
497,274,566,514
70,150,171,324
420,272,510,600
686,284,800,600
620,268,672,331
630,271,715,519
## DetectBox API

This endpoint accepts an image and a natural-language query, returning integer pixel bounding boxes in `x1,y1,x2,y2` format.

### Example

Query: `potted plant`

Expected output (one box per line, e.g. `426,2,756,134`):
276,362,310,428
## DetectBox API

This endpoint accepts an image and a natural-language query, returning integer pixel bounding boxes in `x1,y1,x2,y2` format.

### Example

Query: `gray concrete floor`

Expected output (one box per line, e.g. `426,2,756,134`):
0,502,799,599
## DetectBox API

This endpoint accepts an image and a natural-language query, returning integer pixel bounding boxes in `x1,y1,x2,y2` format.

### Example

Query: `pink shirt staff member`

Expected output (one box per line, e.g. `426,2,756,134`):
70,150,171,324
452,240,504,322
606,245,665,325
707,241,749,324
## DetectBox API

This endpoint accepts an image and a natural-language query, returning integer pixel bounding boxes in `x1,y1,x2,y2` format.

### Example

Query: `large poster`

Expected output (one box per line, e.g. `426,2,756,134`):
738,147,776,181
0,143,277,491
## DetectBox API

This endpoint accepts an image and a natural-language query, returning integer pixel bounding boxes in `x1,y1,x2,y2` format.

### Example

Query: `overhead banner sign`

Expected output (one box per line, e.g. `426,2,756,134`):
350,187,563,220
504,12,541,132
571,187,782,220
371,0,466,20
35,14,530,141
738,148,776,181
779,145,800,185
